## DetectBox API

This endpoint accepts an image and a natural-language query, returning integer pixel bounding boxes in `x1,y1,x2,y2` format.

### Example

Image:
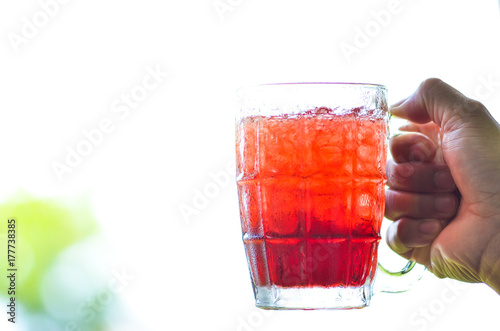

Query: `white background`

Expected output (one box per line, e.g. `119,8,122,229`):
1,0,500,330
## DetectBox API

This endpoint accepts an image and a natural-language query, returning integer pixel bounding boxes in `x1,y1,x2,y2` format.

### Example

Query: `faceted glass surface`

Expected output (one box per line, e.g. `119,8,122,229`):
236,84,388,309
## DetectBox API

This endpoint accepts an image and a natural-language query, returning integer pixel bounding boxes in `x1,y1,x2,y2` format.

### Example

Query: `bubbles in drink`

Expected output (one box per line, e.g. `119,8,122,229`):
236,107,387,288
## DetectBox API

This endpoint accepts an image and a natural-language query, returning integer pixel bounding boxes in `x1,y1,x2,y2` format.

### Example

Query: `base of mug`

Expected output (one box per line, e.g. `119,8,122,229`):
254,285,372,310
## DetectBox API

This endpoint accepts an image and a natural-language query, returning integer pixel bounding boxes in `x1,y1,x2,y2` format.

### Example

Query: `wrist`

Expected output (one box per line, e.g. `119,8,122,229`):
480,232,500,294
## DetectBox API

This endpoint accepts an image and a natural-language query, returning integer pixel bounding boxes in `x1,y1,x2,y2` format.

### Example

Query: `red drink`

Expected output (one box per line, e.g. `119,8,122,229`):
236,107,387,289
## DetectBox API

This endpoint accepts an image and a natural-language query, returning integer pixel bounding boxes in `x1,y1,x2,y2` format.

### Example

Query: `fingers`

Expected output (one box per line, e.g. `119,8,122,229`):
390,132,436,163
386,218,442,264
386,127,458,222
398,121,441,146
390,78,495,131
387,159,456,193
385,189,458,221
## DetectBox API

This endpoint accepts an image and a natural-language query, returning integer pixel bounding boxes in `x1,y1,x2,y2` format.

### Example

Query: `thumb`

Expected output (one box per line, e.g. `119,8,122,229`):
390,78,498,132
390,78,500,205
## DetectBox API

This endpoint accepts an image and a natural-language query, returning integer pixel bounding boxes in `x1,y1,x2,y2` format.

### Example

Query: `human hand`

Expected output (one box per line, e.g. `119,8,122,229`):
385,78,500,294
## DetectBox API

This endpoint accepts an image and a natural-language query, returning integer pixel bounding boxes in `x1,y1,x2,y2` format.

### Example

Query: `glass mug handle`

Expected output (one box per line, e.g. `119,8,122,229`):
379,260,416,276
373,220,426,294
374,115,427,294
374,220,427,293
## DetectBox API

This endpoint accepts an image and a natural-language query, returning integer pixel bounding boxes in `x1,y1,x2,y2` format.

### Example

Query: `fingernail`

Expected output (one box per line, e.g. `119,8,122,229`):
435,195,456,213
434,170,455,189
395,162,415,178
390,98,407,110
420,221,441,235
411,142,433,161
397,122,412,131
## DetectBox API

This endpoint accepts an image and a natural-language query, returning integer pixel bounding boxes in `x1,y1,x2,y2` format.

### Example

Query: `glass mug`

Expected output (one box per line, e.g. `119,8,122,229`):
235,83,421,310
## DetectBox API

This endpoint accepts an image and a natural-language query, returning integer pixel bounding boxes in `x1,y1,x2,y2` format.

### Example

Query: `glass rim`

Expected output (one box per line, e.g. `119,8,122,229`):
241,82,387,90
